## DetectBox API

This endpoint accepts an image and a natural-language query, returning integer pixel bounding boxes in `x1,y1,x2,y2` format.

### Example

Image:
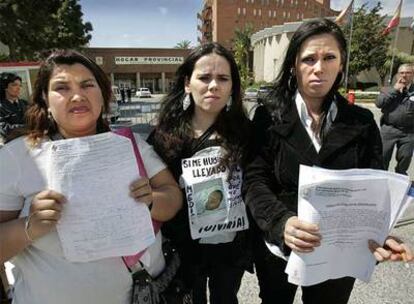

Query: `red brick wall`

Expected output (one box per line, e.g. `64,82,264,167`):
199,0,338,49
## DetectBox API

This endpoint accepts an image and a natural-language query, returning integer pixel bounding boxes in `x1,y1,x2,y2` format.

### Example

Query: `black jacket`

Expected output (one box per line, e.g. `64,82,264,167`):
375,84,414,132
243,94,384,254
0,98,28,140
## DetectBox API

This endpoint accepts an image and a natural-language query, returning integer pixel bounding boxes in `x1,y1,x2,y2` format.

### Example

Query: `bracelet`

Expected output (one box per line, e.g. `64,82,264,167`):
24,215,34,242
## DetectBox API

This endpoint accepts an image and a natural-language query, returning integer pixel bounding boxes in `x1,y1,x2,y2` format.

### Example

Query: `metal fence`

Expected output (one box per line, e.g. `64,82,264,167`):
117,101,162,126
111,101,162,139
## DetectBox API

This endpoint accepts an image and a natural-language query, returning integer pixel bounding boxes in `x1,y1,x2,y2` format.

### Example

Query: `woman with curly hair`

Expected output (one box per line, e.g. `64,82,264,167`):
149,42,252,304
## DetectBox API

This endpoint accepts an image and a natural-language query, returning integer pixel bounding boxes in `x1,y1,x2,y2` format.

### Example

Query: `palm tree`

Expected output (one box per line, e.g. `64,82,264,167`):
233,24,254,89
175,40,192,49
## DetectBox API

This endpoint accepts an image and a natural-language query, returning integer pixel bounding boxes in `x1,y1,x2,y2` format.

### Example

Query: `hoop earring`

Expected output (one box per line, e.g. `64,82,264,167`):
183,94,191,111
338,72,345,85
48,108,56,127
226,96,232,112
288,75,296,91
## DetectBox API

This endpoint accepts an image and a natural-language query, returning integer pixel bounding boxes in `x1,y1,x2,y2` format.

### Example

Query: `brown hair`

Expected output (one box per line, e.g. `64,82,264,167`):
25,49,111,144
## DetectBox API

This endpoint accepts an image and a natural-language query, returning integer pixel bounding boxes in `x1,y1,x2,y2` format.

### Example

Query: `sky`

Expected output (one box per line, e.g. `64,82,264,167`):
79,0,414,48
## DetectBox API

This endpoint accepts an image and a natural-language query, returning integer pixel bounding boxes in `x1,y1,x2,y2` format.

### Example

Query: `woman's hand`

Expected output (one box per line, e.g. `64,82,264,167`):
369,236,413,263
284,216,321,253
27,190,66,241
129,177,153,207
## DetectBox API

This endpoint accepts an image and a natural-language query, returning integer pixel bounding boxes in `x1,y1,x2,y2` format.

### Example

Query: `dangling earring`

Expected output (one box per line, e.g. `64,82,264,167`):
226,96,232,111
183,94,191,111
47,108,53,121
46,108,54,134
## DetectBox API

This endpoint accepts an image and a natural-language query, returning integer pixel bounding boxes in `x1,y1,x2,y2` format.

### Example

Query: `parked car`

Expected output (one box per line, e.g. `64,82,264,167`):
258,85,273,100
244,87,259,101
135,87,152,98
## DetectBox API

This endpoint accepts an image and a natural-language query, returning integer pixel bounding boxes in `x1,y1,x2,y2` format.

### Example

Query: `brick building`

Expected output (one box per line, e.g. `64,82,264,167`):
84,48,191,94
197,0,338,49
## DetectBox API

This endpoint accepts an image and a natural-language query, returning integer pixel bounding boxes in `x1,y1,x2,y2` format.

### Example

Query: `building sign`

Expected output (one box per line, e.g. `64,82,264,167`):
114,56,184,65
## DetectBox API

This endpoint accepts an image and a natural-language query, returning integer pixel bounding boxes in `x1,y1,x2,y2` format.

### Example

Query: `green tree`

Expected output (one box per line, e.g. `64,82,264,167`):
0,53,8,62
233,24,253,89
342,3,390,88
174,40,192,49
377,52,414,85
0,0,92,61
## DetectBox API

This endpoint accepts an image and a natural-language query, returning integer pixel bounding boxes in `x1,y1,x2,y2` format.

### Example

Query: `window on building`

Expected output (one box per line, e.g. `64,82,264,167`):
283,11,286,18
238,7,241,15
259,9,261,16
297,13,300,20
243,7,246,15
274,10,277,17
288,11,290,18
269,10,272,17
254,8,256,16
95,57,103,65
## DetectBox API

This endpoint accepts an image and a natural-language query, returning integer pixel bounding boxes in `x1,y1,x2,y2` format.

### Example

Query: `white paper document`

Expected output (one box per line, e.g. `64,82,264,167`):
48,132,155,262
285,165,411,286
180,146,248,240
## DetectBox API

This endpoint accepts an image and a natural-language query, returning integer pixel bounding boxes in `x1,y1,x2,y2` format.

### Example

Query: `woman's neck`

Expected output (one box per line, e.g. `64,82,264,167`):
302,96,323,117
6,93,18,103
191,109,218,138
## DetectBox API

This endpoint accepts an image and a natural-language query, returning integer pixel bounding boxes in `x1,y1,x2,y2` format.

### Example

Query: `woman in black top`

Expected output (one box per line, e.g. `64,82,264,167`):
0,72,28,143
148,42,251,304
243,18,413,304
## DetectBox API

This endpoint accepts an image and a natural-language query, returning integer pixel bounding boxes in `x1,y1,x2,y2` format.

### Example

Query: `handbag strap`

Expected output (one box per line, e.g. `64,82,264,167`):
190,123,216,155
112,127,161,268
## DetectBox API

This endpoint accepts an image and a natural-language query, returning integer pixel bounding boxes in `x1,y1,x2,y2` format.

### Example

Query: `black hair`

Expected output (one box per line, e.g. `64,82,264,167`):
26,49,111,143
152,42,250,171
0,72,22,100
266,18,347,121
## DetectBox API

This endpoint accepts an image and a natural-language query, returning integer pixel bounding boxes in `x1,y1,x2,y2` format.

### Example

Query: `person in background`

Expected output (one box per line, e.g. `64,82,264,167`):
148,42,252,304
375,63,414,175
243,18,413,304
120,86,126,103
0,73,28,144
0,50,182,304
127,87,132,102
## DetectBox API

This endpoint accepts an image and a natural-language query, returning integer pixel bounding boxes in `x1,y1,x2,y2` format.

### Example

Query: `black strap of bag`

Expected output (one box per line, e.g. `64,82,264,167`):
189,123,216,156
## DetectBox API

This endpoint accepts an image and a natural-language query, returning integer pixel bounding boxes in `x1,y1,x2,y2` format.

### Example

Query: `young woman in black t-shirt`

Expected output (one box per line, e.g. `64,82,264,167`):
149,42,252,304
